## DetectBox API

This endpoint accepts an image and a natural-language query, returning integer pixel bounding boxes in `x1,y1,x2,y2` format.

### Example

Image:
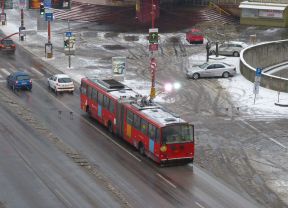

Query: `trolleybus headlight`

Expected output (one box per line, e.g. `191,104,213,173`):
160,145,167,152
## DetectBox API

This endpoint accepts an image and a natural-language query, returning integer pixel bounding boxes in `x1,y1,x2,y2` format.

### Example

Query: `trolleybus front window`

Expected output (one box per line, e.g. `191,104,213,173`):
162,124,193,144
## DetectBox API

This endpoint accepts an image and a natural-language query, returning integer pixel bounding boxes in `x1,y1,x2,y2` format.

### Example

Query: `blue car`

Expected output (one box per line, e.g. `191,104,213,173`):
7,71,32,91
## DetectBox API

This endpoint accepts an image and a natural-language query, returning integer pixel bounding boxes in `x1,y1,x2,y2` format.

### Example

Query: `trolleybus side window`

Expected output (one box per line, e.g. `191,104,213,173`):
109,100,114,113
103,95,109,109
91,88,98,102
140,119,148,135
87,85,92,99
80,82,87,94
133,114,141,130
98,92,103,105
148,123,156,140
127,110,133,125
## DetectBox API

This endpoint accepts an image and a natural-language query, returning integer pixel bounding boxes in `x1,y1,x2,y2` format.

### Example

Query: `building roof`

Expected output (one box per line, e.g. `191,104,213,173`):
239,1,288,10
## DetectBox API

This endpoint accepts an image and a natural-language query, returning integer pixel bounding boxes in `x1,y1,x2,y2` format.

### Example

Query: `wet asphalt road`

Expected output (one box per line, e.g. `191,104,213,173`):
0,43,263,208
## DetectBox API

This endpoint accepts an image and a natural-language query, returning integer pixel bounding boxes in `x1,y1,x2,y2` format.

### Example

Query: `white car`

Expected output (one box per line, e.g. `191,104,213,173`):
186,62,236,79
48,74,74,94
209,41,248,57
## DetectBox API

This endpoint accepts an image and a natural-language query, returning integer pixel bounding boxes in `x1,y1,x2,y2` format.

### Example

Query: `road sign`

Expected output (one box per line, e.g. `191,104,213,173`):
65,31,72,37
149,28,158,44
45,13,53,21
44,0,52,8
256,67,262,77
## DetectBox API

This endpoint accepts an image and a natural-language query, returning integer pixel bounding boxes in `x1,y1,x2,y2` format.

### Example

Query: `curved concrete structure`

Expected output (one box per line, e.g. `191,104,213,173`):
240,39,288,92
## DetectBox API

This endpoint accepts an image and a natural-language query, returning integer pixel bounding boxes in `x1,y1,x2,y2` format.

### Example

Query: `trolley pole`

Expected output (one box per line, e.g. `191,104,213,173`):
149,0,157,100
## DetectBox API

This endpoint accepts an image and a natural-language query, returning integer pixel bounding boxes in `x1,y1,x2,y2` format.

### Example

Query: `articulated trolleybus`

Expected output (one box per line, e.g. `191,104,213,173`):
80,78,194,164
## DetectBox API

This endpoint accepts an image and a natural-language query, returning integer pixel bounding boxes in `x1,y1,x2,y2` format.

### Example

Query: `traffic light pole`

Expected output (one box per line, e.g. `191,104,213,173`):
149,0,157,100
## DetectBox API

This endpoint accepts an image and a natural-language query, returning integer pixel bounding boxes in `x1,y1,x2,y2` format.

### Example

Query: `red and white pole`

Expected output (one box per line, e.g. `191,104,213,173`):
149,0,157,100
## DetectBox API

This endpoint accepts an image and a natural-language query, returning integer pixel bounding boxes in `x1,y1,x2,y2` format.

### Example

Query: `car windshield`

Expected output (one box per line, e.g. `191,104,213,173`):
58,78,72,83
16,75,30,80
162,124,194,144
199,63,209,69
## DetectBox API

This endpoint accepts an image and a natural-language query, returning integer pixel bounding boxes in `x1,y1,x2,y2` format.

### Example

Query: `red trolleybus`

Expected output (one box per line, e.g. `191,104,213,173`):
80,78,194,164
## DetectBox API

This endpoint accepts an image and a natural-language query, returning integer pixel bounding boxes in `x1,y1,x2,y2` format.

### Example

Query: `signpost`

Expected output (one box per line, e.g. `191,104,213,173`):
149,28,158,52
253,67,262,104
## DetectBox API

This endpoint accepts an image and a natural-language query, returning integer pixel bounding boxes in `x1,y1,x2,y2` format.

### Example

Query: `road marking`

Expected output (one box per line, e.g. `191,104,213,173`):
195,201,206,208
240,119,287,150
54,189,73,208
34,81,142,162
156,173,177,189
30,67,44,76
268,137,287,149
0,68,10,75
240,119,261,132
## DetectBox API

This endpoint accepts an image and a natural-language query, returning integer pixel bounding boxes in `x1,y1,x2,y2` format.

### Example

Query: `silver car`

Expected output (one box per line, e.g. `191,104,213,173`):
209,41,248,57
186,62,236,79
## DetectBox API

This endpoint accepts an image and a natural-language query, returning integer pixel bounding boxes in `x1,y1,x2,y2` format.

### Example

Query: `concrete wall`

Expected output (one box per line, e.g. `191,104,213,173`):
240,40,288,92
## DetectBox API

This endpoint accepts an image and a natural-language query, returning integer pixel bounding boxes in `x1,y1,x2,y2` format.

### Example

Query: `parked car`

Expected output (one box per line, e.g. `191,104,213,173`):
186,29,204,44
7,71,32,91
0,38,16,54
209,41,248,57
186,62,236,79
48,74,74,94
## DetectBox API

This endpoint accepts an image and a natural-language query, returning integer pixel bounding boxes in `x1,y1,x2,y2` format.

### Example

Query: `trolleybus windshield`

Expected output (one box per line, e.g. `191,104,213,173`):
162,124,194,144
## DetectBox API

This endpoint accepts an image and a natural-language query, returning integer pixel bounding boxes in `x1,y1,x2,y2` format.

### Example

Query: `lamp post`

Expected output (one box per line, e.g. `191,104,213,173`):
149,0,157,100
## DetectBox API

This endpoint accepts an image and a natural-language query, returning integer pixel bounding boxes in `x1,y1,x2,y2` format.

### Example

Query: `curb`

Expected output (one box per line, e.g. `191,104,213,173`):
274,102,288,107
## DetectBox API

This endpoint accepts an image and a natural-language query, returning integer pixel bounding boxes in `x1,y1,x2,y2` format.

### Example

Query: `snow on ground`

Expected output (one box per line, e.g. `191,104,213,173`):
2,9,288,117
188,54,288,116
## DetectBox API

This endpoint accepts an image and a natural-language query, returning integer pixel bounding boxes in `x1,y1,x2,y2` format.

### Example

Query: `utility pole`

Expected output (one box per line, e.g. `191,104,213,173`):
1,0,6,25
68,19,71,68
19,0,26,41
149,0,157,100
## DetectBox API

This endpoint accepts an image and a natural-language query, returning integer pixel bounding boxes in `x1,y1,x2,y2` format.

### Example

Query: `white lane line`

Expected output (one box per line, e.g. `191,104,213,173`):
195,201,206,208
34,81,142,162
268,138,287,149
30,67,44,76
240,119,287,150
0,68,11,75
54,189,73,208
156,173,177,189
7,62,14,69
240,119,261,132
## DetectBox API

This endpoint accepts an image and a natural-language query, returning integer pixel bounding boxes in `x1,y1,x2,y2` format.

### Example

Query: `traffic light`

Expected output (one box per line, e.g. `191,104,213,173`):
64,39,69,48
40,3,45,15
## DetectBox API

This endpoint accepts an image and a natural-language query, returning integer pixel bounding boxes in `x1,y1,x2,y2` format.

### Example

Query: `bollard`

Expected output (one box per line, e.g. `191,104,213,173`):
250,34,257,45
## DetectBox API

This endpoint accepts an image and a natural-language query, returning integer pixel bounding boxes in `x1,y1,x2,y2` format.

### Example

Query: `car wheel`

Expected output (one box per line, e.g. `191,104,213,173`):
138,142,145,156
222,72,230,78
48,83,51,91
233,51,239,57
192,73,200,80
55,89,58,95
